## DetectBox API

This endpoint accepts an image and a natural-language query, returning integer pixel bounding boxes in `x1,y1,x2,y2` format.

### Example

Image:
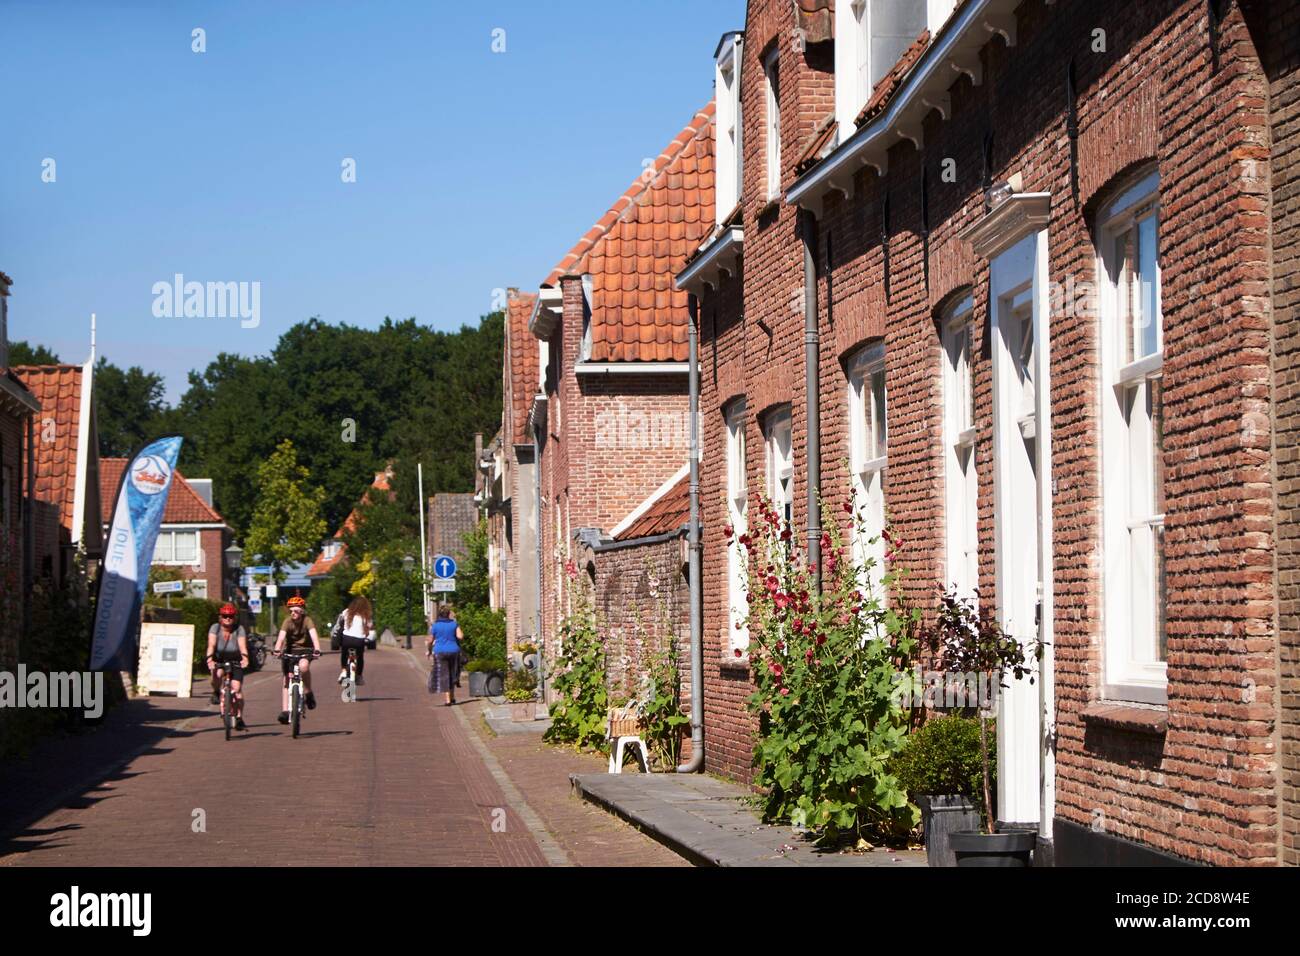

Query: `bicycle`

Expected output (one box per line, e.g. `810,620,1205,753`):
276,650,319,738
341,647,359,703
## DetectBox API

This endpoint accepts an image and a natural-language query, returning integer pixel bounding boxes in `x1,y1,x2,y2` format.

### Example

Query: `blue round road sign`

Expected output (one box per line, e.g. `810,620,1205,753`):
433,555,457,579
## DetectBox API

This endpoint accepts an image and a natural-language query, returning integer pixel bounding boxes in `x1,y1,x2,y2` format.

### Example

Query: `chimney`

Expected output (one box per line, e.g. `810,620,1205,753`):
0,271,12,369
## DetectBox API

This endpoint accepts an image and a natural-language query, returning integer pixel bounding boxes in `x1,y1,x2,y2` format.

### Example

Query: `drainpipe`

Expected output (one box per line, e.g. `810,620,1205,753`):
802,209,822,592
20,409,34,654
677,293,705,773
534,433,546,703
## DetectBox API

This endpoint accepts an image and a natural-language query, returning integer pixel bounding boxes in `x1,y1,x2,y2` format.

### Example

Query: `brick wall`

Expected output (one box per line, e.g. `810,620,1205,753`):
693,0,1286,863
0,411,23,665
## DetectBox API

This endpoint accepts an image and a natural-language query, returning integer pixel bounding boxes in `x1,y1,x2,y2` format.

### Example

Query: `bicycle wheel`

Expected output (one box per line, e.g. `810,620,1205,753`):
223,684,233,741
290,684,301,738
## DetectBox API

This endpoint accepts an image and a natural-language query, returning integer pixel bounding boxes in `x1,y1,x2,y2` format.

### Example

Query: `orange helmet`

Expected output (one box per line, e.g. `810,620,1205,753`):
286,595,306,609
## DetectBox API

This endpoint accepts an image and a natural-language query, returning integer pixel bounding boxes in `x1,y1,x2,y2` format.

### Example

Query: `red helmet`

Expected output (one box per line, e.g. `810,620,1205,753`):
219,603,238,617
286,595,306,608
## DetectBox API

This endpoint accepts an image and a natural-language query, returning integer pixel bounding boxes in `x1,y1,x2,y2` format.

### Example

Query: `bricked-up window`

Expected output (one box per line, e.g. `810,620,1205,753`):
765,406,794,539
848,343,887,601
1098,168,1166,702
726,400,749,651
764,46,781,201
942,294,978,597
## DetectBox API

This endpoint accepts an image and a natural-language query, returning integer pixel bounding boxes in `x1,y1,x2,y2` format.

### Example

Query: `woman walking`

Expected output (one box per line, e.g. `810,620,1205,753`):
336,595,377,686
426,604,463,706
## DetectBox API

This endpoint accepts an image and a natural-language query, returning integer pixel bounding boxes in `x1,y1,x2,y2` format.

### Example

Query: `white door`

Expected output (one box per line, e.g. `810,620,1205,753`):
989,230,1053,831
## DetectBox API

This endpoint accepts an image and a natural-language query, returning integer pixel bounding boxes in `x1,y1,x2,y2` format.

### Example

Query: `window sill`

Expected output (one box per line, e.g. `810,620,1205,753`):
719,651,750,673
1081,702,1168,736
757,197,781,217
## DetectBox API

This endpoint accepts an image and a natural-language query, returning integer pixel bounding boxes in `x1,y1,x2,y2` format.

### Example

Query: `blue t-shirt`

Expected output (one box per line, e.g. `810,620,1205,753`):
431,618,460,655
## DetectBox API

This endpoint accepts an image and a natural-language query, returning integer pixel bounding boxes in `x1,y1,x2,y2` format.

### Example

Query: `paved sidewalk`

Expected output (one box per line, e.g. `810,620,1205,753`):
572,772,926,867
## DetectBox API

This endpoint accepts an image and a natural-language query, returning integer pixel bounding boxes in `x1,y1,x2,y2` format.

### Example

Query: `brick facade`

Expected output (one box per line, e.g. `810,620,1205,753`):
683,0,1295,864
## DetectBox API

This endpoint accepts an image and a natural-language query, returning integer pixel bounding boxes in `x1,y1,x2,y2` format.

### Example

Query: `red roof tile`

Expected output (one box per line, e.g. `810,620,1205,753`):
307,467,394,575
855,30,931,128
545,103,715,363
13,364,85,531
615,468,689,541
796,113,838,174
506,290,538,445
99,458,225,524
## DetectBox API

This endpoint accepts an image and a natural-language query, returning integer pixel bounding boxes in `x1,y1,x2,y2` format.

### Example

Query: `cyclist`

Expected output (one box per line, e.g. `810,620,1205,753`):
273,595,321,724
336,595,377,686
205,603,250,731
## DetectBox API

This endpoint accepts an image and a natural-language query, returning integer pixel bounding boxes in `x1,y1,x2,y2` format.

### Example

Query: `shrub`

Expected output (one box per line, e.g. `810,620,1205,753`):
890,714,992,824
506,664,537,696
739,494,921,844
543,574,608,751
466,658,506,674
455,605,506,662
180,598,224,674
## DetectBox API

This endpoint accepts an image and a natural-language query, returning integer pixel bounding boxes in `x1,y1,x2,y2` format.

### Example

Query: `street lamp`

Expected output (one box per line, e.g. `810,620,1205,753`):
224,543,243,601
403,554,415,650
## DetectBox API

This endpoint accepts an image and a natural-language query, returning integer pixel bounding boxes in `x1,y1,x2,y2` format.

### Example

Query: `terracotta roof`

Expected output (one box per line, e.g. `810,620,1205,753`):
506,290,538,445
615,469,689,541
796,113,838,174
855,30,931,127
13,364,85,531
307,467,394,575
99,458,225,524
796,0,835,44
545,103,715,363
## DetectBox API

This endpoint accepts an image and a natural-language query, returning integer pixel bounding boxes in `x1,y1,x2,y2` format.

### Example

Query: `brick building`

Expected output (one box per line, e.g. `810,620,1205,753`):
524,104,714,692
0,272,44,665
99,459,233,601
13,361,103,594
673,0,1298,865
306,465,395,582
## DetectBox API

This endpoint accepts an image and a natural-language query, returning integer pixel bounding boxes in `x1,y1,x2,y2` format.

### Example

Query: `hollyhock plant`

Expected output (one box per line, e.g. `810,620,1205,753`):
736,489,922,844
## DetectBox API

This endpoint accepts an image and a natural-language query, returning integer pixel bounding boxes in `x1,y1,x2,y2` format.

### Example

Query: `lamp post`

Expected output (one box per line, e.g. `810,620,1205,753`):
403,554,415,650
224,542,243,601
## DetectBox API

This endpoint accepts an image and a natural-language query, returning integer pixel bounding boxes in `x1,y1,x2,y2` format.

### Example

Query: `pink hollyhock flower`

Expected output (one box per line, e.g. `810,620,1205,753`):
734,648,742,657
770,662,784,678
838,612,852,625
564,559,577,579
780,686,791,697
774,592,792,610
804,648,814,663
765,575,779,593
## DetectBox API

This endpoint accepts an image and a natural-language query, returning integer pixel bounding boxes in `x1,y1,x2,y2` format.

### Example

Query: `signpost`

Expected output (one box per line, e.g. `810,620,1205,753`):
152,578,185,609
249,596,263,615
431,579,456,593
432,555,457,580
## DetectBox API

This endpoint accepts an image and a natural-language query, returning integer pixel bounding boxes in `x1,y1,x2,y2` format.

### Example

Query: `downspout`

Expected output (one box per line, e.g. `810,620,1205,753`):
677,293,705,773
802,209,822,591
534,432,546,703
20,408,34,654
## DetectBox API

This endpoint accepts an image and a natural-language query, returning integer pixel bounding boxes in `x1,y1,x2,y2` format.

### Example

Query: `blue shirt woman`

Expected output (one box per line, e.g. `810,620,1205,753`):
426,607,464,705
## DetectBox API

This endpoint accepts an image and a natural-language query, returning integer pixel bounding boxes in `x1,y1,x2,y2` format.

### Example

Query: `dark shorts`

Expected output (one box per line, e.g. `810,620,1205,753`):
213,660,245,683
280,652,316,676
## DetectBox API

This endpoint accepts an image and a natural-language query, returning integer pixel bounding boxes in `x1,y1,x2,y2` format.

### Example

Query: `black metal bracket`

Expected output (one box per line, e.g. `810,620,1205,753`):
1067,59,1080,206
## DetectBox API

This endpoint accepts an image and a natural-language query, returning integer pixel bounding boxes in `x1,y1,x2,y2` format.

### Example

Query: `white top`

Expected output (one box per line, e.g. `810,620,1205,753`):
340,612,376,641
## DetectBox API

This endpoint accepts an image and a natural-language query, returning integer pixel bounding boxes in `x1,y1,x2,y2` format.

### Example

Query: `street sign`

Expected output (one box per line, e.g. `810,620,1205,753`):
265,584,279,598
431,579,456,593
247,584,262,599
152,580,185,595
432,555,457,579
249,597,263,614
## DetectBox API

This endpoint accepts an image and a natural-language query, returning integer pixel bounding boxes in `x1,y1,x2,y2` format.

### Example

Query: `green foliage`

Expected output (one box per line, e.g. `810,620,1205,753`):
8,340,61,365
454,518,491,610
543,578,609,751
306,572,356,638
505,665,537,697
244,439,329,581
466,658,506,673
638,639,691,771
455,604,505,662
178,598,224,674
739,495,921,845
94,357,169,458
889,714,993,824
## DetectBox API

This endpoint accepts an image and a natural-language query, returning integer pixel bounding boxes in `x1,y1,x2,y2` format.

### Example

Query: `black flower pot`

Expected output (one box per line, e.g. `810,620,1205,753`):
468,672,489,697
949,828,1036,867
915,794,981,868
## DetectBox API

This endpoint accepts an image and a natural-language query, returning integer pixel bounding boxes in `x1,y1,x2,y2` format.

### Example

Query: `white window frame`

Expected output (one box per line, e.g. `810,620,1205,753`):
1097,168,1166,704
153,529,201,566
834,0,929,135
848,344,887,602
764,406,794,539
942,294,978,598
764,46,781,201
715,34,743,222
726,401,749,651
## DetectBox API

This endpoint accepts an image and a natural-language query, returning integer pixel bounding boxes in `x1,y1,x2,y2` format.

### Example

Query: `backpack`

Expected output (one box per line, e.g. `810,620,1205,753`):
330,611,346,645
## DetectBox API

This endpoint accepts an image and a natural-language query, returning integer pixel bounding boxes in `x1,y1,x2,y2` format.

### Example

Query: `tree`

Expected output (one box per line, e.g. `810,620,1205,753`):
8,341,61,365
243,439,328,582
94,357,168,457
456,518,491,609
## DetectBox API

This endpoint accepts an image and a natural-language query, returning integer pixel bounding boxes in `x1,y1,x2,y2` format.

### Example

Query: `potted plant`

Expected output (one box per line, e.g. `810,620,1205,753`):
890,714,989,867
466,658,507,698
505,665,538,721
925,588,1043,867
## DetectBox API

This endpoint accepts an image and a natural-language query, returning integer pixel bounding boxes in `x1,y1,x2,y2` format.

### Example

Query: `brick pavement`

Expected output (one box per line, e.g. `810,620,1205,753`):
0,647,684,867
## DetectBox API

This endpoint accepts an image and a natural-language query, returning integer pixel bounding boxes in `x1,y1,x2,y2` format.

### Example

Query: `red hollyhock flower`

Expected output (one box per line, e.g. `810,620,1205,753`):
770,662,784,678
842,501,853,514
723,524,734,539
734,648,742,658
765,575,779,593
815,634,826,646
774,592,792,610
804,648,814,662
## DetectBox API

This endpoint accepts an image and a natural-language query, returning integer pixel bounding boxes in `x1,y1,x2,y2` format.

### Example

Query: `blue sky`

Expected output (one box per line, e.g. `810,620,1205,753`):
0,0,740,401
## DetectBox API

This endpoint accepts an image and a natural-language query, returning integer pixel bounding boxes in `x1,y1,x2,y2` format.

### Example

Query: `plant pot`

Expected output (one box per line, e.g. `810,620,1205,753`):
468,672,490,697
949,828,1036,867
510,700,536,722
484,671,505,697
915,794,982,868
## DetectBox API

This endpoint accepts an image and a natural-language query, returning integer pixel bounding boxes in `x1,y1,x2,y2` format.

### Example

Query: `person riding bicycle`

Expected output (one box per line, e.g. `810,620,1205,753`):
273,595,321,724
206,603,250,731
336,595,377,687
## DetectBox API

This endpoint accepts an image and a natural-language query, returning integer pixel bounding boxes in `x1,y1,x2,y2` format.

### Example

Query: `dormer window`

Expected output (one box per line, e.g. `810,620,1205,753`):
835,0,928,134
714,32,743,222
